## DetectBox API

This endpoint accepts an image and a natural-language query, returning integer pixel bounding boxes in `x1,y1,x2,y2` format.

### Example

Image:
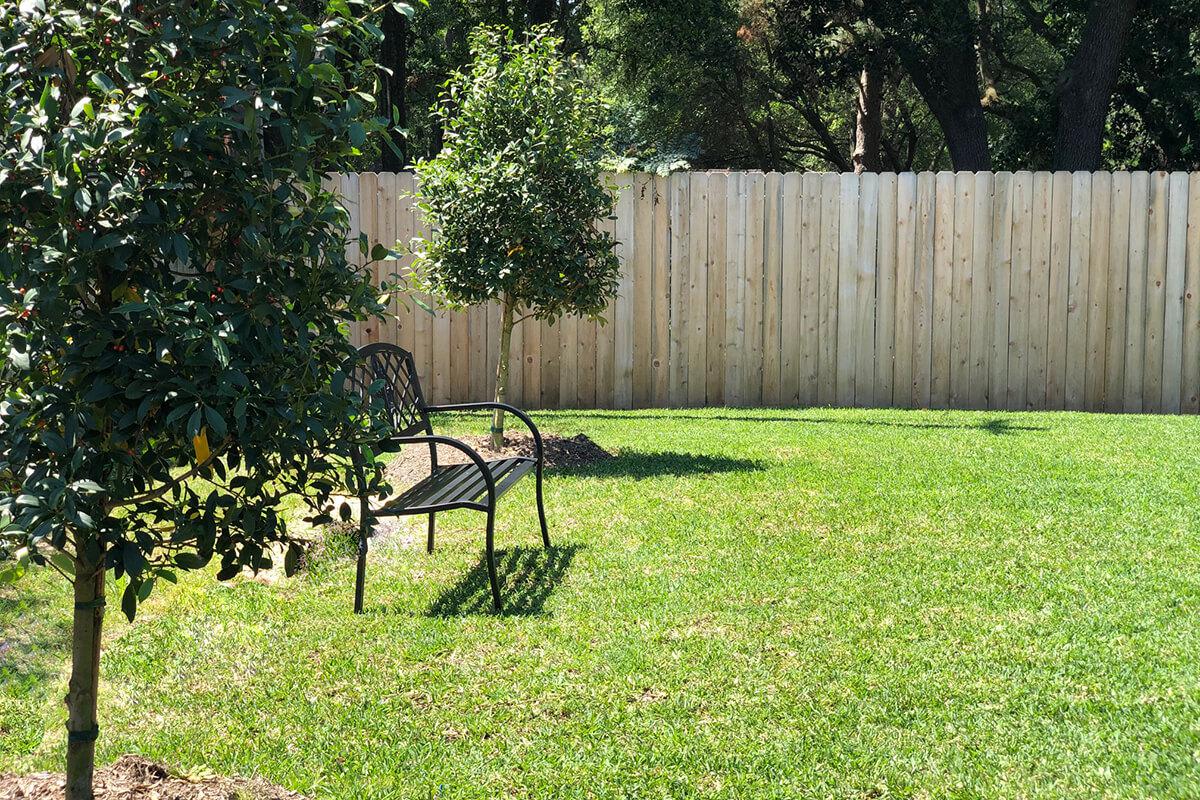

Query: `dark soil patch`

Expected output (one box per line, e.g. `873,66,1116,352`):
0,755,303,800
387,433,612,489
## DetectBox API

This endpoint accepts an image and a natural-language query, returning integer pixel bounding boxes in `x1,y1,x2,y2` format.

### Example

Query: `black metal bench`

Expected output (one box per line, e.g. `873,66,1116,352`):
341,342,549,613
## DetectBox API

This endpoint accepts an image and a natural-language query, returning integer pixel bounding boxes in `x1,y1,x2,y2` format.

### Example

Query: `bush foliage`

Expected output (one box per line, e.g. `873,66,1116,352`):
0,0,390,613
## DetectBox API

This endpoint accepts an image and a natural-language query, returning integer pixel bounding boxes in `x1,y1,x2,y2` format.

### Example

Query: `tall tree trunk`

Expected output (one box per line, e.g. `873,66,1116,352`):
853,59,883,173
491,297,516,450
864,0,991,171
65,555,105,800
1053,0,1138,171
378,6,408,171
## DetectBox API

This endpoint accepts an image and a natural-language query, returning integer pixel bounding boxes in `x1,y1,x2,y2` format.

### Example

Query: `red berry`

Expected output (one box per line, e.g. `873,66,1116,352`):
210,294,218,302
103,36,112,45
216,286,224,293
16,288,25,295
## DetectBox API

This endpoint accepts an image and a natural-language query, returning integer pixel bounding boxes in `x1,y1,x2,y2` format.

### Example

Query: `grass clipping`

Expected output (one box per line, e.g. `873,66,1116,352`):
0,755,304,800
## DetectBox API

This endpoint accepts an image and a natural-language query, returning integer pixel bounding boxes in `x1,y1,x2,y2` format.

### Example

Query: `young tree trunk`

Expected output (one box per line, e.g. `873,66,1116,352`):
65,554,105,800
491,297,516,450
378,5,408,171
853,60,883,173
1053,0,1138,171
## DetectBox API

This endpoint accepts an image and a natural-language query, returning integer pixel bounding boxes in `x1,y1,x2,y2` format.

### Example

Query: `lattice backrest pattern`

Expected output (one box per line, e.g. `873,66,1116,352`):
345,344,429,437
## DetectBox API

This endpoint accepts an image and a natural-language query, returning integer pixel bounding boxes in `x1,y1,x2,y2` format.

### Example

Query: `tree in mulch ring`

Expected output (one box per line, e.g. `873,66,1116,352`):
0,1,412,797
411,26,621,450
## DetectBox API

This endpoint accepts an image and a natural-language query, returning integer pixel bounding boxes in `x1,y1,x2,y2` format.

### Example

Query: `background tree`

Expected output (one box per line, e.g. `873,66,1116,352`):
0,1,397,796
412,26,619,449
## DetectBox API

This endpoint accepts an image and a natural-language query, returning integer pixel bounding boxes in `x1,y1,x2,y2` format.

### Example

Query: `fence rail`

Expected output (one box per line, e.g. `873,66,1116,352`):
331,170,1200,414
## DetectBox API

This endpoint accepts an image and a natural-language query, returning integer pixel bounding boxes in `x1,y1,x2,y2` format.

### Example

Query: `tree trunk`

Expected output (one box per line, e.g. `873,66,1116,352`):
864,0,991,171
1053,0,1138,171
65,555,105,800
853,60,883,173
378,6,408,171
491,297,516,450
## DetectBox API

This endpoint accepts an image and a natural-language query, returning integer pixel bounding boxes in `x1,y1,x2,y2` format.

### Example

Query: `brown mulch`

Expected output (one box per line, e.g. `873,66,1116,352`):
0,755,304,800
386,432,612,489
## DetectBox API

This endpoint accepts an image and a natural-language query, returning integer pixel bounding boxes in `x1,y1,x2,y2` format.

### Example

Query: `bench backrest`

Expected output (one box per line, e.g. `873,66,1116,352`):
343,343,431,438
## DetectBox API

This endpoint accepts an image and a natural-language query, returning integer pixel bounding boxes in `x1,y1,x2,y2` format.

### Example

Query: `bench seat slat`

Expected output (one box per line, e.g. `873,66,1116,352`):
378,457,536,515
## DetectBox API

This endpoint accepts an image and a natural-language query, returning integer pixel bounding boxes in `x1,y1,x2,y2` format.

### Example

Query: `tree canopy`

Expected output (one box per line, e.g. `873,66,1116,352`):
377,0,1200,173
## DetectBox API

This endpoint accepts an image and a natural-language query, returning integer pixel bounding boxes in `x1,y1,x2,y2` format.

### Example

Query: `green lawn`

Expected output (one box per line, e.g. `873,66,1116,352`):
4,407,1200,798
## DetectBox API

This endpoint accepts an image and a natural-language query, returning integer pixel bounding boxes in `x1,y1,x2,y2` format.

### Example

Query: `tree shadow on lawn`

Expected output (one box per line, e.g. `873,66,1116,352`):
425,544,583,618
559,450,765,480
550,411,1046,436
0,589,72,696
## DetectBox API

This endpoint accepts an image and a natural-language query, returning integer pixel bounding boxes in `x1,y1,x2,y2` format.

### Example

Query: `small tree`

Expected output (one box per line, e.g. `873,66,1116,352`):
412,26,620,448
0,1,399,796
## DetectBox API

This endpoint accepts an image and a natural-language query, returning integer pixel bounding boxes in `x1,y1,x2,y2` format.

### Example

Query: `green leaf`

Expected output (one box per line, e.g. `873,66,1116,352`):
70,479,104,493
121,582,137,622
50,551,75,576
74,188,92,213
90,73,116,93
8,348,30,371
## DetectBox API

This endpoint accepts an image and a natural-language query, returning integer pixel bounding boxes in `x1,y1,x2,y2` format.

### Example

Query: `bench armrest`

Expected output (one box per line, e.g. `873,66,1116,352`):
424,402,543,461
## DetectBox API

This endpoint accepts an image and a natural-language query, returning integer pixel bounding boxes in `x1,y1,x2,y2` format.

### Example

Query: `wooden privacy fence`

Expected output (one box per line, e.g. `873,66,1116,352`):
332,170,1200,414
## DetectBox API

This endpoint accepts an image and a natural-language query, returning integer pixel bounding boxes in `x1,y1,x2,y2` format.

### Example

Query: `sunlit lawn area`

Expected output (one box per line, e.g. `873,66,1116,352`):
4,407,1200,798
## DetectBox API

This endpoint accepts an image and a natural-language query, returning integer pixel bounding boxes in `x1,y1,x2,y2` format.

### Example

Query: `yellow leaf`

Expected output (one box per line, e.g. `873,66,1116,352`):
506,244,524,257
192,427,210,463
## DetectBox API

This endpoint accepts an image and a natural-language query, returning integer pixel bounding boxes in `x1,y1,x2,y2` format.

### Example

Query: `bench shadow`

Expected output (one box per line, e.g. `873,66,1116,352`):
559,450,765,479
549,411,1046,436
426,543,583,618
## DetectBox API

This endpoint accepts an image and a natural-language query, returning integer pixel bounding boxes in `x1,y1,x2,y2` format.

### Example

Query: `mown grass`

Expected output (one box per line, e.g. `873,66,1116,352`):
3,407,1200,798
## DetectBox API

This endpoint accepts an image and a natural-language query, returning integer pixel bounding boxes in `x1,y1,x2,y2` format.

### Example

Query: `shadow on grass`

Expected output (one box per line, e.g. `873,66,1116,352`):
549,411,1046,436
426,544,583,617
561,450,765,479
0,588,72,693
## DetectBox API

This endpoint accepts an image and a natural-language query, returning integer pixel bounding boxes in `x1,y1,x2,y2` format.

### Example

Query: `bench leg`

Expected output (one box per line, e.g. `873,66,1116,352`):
427,513,436,553
485,506,501,611
354,501,371,614
535,466,550,549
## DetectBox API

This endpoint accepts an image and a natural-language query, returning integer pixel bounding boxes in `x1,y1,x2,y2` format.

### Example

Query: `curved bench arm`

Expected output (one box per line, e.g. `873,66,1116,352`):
385,433,496,505
424,402,544,461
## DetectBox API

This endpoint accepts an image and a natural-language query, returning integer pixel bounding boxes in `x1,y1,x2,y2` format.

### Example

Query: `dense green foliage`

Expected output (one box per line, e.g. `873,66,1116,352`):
386,0,1200,172
5,407,1200,796
0,0,388,613
412,26,618,320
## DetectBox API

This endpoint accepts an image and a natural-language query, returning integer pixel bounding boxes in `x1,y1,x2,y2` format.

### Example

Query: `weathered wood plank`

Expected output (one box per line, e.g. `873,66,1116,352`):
799,172,823,406
968,171,994,410
781,172,804,405
949,171,974,408
893,172,918,408
930,171,954,409
1104,171,1132,411
1025,171,1053,410
724,172,747,406
668,173,690,406
874,172,899,407
836,172,860,406
817,172,841,406
988,173,1014,411
613,173,636,409
1084,172,1111,411
762,172,784,405
652,175,671,407
744,172,767,405
1006,171,1033,412
1124,171,1150,412
631,174,655,408
855,171,879,406
1162,171,1189,413
912,172,936,408
1046,171,1073,409
706,172,728,405
1065,171,1091,410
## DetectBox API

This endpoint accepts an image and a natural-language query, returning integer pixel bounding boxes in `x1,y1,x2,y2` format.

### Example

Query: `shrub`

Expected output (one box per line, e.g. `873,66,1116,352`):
413,26,619,447
0,0,402,795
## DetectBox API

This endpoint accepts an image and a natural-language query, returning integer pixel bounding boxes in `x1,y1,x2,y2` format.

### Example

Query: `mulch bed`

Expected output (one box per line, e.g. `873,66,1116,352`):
0,755,303,800
386,432,612,489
